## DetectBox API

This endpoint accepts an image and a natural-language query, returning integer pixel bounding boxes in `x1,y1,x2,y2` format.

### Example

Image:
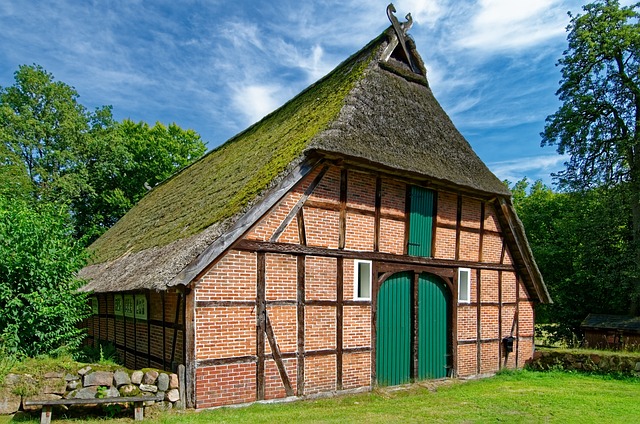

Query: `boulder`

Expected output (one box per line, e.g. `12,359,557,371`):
130,370,144,385
0,387,21,415
119,384,141,397
77,366,92,376
168,373,179,390
65,373,79,382
142,370,159,385
73,387,99,399
165,388,180,403
3,374,21,387
113,370,131,388
84,371,114,387
105,387,120,398
67,380,79,391
43,378,68,395
139,384,158,393
156,373,169,391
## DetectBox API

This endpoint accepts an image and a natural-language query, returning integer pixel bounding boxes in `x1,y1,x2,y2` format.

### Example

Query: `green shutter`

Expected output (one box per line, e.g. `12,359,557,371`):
408,186,435,257
418,273,449,379
376,272,412,386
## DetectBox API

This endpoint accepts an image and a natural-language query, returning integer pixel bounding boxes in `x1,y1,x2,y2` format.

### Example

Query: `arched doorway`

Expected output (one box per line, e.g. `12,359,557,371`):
376,271,450,385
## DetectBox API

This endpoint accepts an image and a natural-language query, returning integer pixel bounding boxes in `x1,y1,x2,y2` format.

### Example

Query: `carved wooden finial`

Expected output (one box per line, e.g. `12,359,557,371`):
386,3,419,73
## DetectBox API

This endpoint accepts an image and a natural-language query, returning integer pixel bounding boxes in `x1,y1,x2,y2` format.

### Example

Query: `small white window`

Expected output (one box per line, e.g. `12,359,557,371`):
458,268,471,303
354,260,372,300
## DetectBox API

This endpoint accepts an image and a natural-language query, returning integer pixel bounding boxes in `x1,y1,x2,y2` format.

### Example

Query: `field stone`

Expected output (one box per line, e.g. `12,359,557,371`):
77,366,92,376
65,373,79,382
114,370,131,387
119,384,140,397
105,387,120,398
44,372,64,379
3,374,21,387
157,373,169,391
73,387,99,399
0,387,21,414
43,378,67,395
67,380,79,391
142,370,159,385
84,371,114,387
635,362,640,371
168,373,179,390
139,384,158,393
165,388,180,403
131,370,144,385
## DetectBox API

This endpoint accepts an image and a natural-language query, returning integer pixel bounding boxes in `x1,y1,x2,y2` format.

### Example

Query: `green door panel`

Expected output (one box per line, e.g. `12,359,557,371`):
418,273,449,379
376,272,412,386
408,186,435,257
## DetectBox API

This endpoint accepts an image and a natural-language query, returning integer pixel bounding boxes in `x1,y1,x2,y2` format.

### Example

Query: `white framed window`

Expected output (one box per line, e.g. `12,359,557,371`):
354,260,372,300
458,268,471,303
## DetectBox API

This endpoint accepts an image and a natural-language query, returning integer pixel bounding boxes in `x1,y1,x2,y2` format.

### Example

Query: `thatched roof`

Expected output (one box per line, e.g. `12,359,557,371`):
80,26,548,303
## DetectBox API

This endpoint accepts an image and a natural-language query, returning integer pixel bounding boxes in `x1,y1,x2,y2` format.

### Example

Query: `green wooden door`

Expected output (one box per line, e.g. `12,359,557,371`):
376,272,412,386
408,186,435,257
418,273,449,379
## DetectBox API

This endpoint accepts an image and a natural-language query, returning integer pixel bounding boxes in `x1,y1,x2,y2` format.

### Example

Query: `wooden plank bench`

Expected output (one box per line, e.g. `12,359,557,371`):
23,394,164,423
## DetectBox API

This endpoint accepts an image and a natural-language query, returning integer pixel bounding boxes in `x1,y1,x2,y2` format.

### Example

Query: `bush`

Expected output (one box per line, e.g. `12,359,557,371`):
0,196,90,357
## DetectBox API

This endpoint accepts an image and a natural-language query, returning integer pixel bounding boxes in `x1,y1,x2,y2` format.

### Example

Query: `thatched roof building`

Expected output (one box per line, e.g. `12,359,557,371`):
79,25,549,304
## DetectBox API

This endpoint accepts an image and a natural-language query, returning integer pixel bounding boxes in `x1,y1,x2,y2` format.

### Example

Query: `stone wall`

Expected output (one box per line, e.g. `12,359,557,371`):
526,349,640,375
0,366,182,415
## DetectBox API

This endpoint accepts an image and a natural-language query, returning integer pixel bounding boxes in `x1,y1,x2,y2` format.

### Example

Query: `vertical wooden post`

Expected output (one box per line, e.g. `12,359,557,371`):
455,195,462,261
183,287,195,408
336,257,344,390
256,253,266,400
296,255,306,396
178,363,186,410
478,202,485,262
146,290,151,367
476,269,482,375
515,274,520,368
374,176,382,252
41,405,52,424
371,261,379,385
498,271,503,368
338,169,348,250
161,291,166,371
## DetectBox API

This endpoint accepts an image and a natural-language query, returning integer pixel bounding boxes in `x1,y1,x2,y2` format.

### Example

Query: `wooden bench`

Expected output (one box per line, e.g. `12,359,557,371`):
23,394,164,423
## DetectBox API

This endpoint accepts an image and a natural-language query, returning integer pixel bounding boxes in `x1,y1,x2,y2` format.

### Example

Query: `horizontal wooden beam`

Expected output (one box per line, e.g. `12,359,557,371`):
235,240,515,272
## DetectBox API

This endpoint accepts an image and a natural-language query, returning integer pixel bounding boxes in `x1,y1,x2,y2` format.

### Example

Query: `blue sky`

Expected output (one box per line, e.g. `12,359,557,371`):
0,0,610,186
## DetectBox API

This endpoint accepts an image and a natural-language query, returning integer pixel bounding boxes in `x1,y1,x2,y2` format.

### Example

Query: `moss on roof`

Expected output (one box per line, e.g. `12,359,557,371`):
88,34,379,264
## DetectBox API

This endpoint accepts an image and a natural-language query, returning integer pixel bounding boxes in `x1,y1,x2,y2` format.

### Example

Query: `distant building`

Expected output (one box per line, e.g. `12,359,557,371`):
581,314,640,350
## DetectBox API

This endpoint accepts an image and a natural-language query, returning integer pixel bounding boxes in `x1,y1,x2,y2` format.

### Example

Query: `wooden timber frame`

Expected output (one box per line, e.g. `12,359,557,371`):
84,288,187,375
185,159,533,404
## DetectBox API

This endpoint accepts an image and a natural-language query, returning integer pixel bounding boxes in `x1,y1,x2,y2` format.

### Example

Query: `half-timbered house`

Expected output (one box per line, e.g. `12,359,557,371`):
79,9,551,409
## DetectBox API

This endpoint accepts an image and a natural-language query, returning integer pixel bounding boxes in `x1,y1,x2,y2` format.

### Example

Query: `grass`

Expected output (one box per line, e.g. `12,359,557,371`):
3,370,639,423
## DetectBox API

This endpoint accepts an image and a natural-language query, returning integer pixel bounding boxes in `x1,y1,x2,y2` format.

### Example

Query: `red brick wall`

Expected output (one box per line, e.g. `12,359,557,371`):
191,163,538,406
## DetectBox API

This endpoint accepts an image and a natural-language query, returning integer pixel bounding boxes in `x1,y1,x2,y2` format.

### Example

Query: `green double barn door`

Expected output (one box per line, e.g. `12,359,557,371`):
376,272,449,385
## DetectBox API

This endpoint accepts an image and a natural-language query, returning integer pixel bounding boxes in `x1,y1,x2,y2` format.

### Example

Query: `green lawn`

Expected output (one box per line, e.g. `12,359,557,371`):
3,370,639,423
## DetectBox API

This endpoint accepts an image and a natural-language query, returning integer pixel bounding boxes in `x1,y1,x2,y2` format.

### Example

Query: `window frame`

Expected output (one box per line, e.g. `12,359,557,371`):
458,267,471,304
354,259,372,300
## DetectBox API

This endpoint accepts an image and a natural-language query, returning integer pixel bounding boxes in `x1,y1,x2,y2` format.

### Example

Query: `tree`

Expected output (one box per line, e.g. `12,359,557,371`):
73,119,207,242
1,64,207,242
0,196,90,357
541,0,640,314
512,179,634,342
0,64,97,203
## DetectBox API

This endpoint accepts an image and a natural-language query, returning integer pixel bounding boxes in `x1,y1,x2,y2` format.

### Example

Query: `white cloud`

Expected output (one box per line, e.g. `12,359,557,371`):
454,0,572,52
489,154,568,184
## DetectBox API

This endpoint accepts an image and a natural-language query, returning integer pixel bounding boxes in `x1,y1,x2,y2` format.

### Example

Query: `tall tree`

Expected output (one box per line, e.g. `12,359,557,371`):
512,179,634,342
541,0,640,314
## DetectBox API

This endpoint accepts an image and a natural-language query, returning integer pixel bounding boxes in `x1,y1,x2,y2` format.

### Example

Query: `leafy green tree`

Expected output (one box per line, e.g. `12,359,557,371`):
74,119,207,242
513,179,634,341
0,196,90,357
0,64,97,202
1,64,207,242
541,0,640,313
